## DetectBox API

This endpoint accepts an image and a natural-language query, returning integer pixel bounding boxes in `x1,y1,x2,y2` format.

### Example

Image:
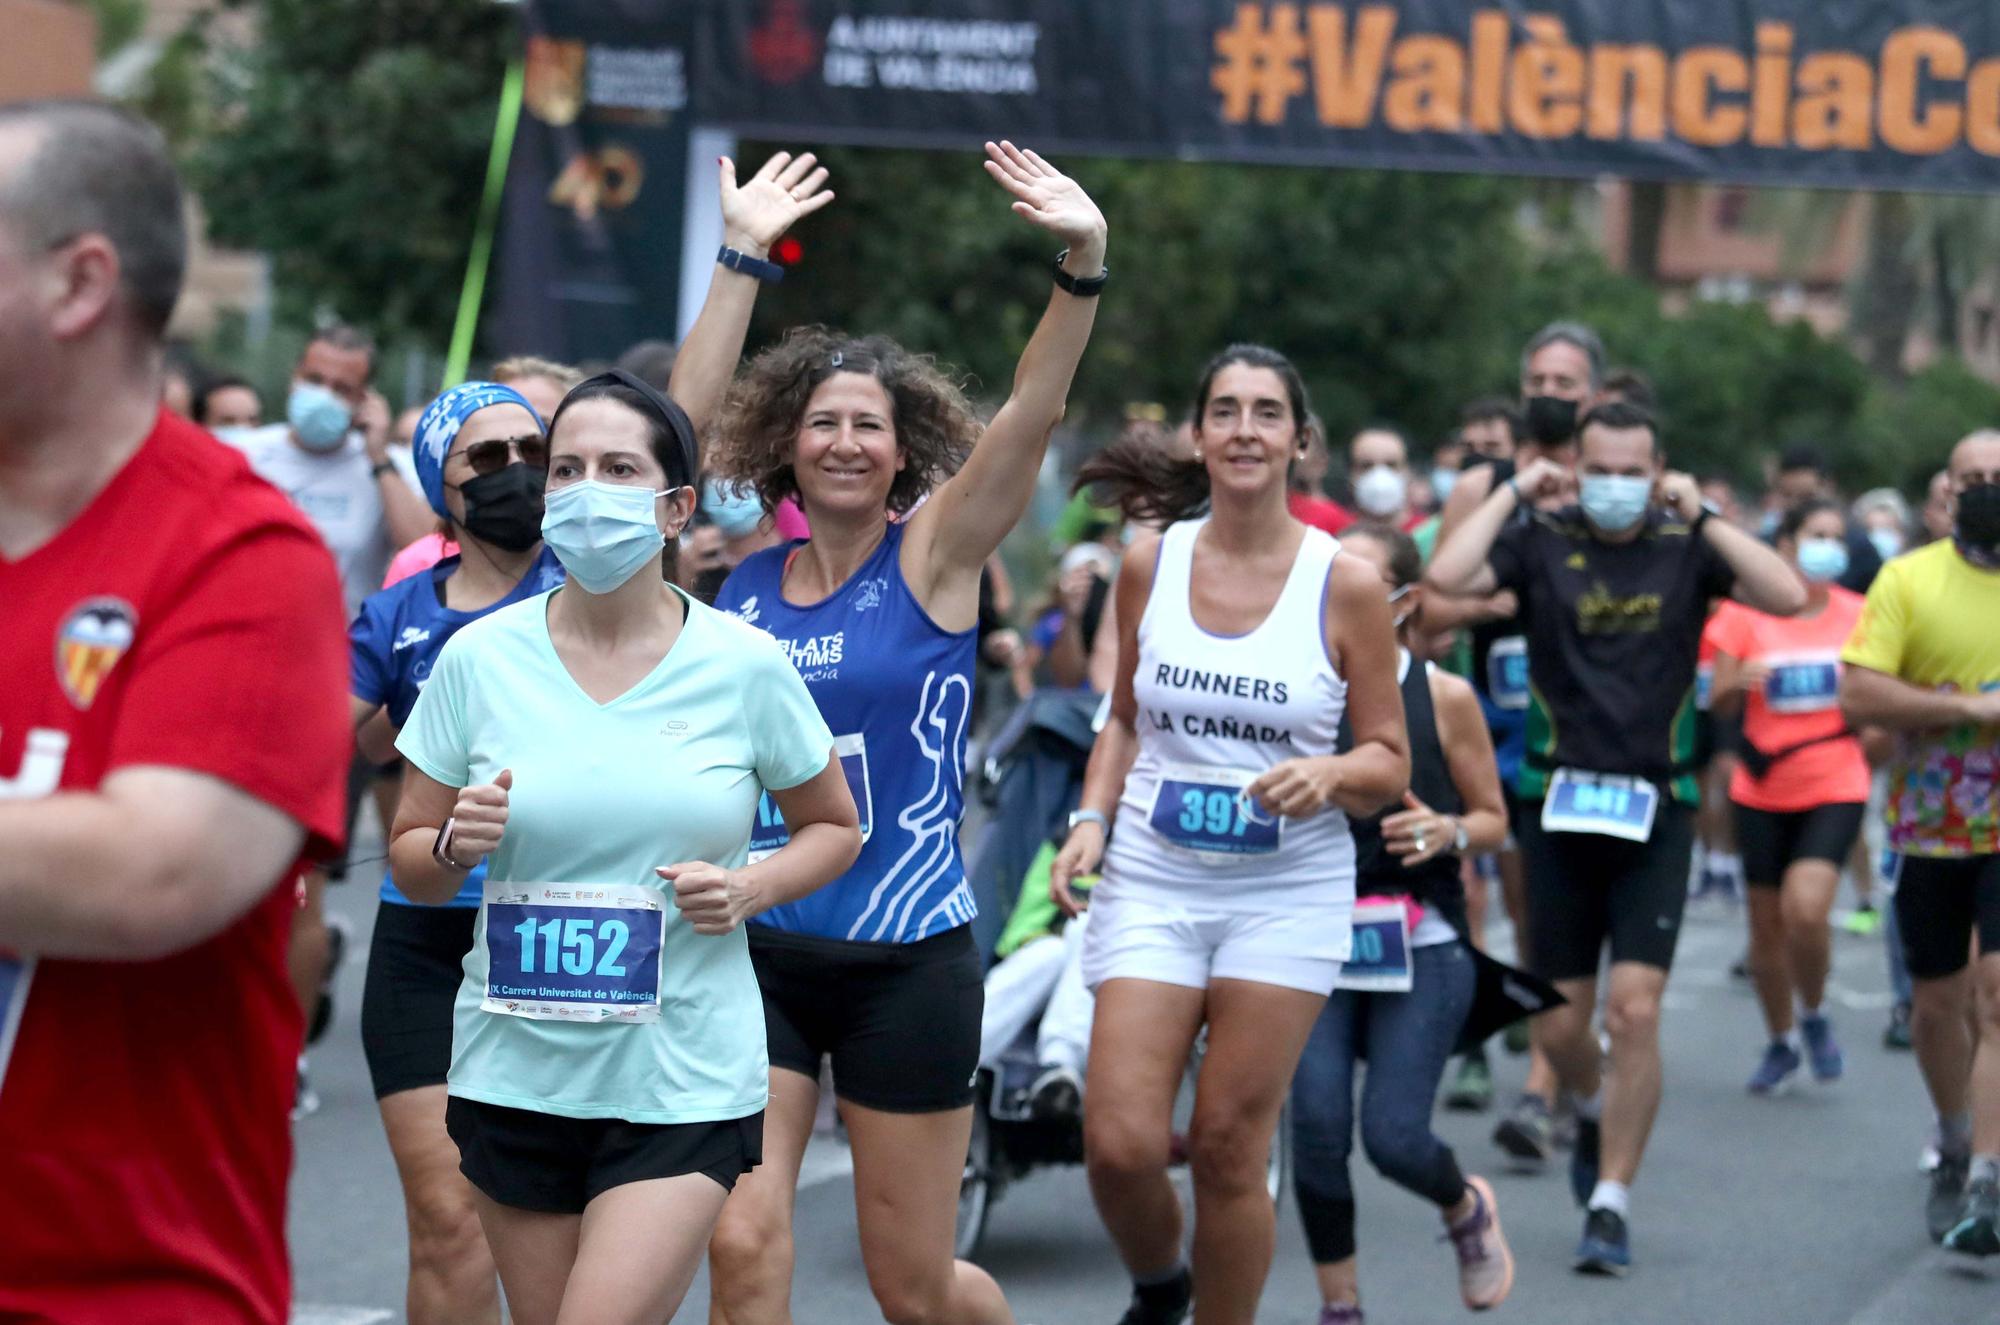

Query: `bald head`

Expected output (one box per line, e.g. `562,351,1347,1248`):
1949,430,2000,488
0,100,186,339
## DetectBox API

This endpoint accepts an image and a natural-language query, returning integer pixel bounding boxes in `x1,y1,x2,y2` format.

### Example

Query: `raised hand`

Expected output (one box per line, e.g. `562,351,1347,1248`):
719,150,834,257
982,140,1107,269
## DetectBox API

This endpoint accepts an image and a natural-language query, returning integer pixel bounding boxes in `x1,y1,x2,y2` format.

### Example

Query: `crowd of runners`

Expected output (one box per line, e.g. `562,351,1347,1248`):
4,98,2000,1325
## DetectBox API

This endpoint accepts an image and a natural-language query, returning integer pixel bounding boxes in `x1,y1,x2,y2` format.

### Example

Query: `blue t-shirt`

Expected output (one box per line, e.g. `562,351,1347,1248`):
715,522,979,944
349,548,565,906
394,587,834,1122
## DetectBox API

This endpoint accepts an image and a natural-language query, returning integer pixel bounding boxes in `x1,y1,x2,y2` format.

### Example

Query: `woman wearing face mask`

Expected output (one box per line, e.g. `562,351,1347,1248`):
1285,523,1513,1324
1708,498,1873,1096
1050,344,1409,1325
351,381,567,1323
681,475,780,603
385,370,862,1325
702,142,1103,1325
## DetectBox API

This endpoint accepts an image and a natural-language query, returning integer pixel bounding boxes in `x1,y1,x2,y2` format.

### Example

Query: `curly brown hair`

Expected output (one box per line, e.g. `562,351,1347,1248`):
708,326,982,516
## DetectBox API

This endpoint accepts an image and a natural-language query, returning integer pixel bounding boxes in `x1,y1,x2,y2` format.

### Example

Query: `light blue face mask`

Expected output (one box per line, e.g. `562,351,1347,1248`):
288,381,352,452
1867,526,1904,563
701,477,767,539
1578,474,1653,534
1429,466,1458,503
541,479,680,594
1797,536,1851,584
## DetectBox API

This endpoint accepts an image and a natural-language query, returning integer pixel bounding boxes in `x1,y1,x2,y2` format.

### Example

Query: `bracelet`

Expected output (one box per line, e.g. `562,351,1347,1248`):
1067,808,1111,836
371,459,397,479
717,245,785,283
1052,249,1109,297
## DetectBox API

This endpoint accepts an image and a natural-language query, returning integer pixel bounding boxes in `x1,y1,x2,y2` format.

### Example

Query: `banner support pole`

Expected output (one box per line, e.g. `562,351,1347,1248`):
445,56,527,388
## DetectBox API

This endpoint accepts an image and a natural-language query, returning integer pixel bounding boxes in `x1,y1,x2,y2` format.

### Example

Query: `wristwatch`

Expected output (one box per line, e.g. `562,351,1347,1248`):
1450,816,1470,853
1052,249,1109,297
370,459,398,480
1067,808,1111,836
432,817,472,870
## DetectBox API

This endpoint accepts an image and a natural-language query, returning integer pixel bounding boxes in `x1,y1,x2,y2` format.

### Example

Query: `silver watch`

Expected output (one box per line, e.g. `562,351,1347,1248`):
1068,808,1110,835
1451,817,1470,853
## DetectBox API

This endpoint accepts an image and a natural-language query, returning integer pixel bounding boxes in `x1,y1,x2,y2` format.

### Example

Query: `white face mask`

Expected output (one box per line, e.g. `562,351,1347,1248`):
1353,465,1409,517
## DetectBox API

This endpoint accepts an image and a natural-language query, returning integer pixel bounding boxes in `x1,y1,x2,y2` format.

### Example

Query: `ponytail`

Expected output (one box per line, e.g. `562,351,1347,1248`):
1074,437,1211,525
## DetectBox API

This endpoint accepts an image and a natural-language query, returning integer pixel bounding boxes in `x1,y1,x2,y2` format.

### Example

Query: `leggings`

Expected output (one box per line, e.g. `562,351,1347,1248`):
1290,939,1475,1264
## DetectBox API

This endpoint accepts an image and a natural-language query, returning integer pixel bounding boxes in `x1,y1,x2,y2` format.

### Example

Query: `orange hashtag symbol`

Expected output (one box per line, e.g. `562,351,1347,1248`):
1211,3,1308,126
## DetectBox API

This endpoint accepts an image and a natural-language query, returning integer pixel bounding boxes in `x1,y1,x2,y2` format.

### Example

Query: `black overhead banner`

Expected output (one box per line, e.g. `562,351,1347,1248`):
696,0,2000,194
489,0,693,365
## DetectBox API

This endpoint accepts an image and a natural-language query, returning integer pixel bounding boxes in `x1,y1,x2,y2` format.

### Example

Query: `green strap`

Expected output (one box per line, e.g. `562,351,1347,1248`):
444,57,526,388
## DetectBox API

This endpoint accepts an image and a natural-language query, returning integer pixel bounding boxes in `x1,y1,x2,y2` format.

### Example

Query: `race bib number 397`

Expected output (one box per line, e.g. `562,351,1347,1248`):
1147,764,1280,859
483,883,665,1023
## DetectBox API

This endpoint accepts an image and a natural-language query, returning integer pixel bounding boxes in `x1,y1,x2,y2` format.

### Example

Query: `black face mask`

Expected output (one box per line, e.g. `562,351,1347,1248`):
1956,481,2000,551
1522,394,1580,447
455,462,546,553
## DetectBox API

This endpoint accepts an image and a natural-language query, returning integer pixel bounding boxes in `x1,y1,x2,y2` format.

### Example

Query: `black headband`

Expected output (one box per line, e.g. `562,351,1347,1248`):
560,368,699,489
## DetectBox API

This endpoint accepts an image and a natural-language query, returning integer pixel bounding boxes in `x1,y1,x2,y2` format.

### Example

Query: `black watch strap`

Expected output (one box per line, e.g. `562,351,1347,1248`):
1052,249,1109,297
717,245,785,283
371,459,397,479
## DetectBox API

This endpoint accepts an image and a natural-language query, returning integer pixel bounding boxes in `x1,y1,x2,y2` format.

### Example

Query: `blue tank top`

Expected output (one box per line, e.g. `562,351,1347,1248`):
349,547,565,906
715,522,979,943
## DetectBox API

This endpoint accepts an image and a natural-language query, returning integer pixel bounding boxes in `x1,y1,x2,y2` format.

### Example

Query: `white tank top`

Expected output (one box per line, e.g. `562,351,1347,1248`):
1104,518,1356,916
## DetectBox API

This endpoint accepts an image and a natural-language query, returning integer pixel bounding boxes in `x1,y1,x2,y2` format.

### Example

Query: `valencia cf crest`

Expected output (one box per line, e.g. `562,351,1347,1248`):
54,597,137,711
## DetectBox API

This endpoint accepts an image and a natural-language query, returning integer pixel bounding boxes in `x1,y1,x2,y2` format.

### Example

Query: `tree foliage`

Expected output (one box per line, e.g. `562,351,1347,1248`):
185,0,509,345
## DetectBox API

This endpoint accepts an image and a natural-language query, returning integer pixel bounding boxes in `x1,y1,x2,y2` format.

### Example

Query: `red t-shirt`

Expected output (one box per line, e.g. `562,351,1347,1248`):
0,411,351,1324
1707,587,1870,813
1289,491,1354,535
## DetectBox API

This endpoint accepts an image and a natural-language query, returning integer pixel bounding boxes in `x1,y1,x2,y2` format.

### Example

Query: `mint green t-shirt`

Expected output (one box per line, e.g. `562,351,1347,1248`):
396,587,834,1124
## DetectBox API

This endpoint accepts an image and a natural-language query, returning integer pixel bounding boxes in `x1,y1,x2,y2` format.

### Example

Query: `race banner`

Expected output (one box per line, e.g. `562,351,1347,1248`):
696,0,2000,194
489,0,694,365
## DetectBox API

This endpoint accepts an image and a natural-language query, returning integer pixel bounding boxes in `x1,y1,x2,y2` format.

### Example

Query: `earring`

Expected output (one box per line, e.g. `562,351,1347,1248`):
1193,451,1204,463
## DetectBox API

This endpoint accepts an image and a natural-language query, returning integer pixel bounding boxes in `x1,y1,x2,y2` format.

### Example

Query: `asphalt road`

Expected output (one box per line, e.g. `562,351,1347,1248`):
292,835,1998,1324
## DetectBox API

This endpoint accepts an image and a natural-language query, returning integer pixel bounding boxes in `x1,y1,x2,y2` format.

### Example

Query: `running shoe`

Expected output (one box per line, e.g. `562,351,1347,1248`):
291,1055,320,1122
1569,1116,1601,1208
1115,1268,1192,1325
1842,903,1882,937
1943,1179,2000,1258
1445,1053,1494,1113
1746,1040,1803,1096
1573,1206,1630,1276
1884,1003,1913,1051
1929,1152,1971,1243
1729,952,1752,982
1316,1306,1363,1325
1493,1094,1553,1166
1442,1175,1514,1310
1799,1014,1844,1082
1028,1064,1084,1121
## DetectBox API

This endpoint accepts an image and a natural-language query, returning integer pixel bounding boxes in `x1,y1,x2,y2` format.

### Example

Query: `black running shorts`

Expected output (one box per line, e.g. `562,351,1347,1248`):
1892,853,2000,981
750,924,983,1113
1733,802,1866,889
445,1097,763,1214
361,900,476,1099
1518,801,1697,981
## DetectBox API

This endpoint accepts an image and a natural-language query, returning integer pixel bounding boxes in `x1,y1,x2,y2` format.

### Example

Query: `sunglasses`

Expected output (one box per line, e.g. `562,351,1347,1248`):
455,435,549,475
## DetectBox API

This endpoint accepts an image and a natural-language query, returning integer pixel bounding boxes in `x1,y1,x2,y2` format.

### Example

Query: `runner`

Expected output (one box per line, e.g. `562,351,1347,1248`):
1050,343,1409,1325
703,141,1106,1325
1838,430,2000,1253
1706,498,1870,1095
1432,322,1599,1168
385,370,862,1325
1286,524,1513,1323
1429,400,1805,1275
0,99,351,1322
356,148,833,1325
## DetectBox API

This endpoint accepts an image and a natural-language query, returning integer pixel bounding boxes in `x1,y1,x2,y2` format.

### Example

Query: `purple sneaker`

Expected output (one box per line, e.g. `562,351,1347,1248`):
1317,1304,1364,1325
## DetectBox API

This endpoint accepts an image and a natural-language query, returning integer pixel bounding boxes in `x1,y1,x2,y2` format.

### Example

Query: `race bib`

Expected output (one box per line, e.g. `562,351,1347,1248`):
1332,898,1413,992
1541,768,1660,843
750,732,871,863
0,951,33,1095
482,882,666,1023
1147,764,1281,860
1486,636,1530,711
1763,653,1841,715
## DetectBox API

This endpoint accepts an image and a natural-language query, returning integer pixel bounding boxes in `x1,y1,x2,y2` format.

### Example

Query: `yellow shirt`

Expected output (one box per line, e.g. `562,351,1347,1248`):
1842,541,2000,857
